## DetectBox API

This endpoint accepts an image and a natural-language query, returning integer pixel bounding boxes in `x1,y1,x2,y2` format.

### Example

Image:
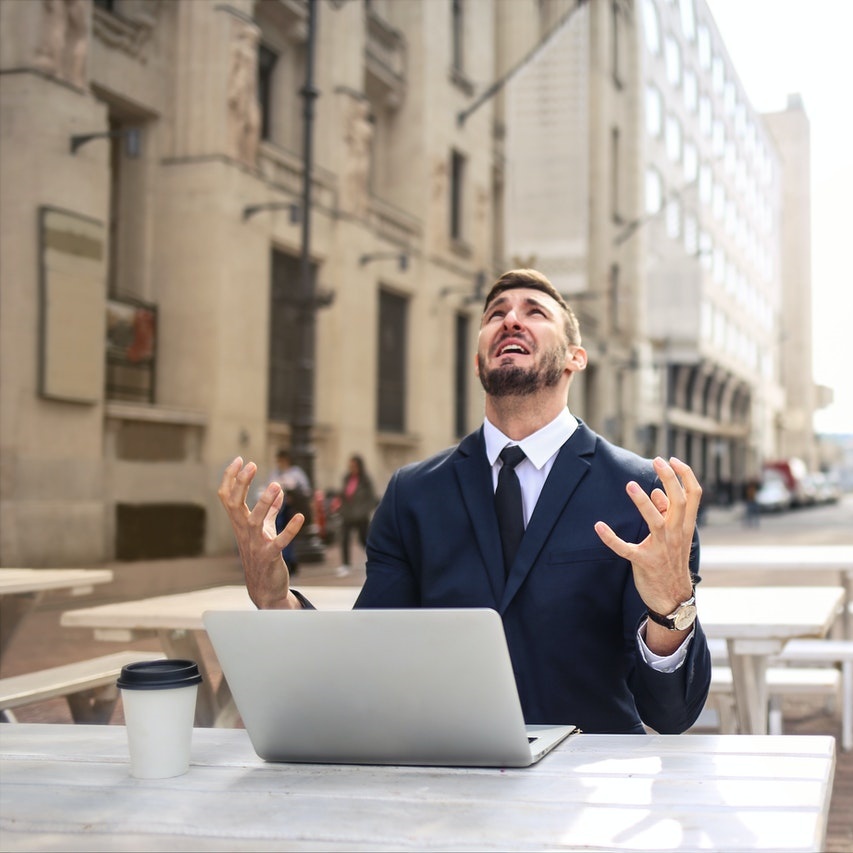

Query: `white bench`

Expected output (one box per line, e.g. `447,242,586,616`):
0,651,164,724
701,638,852,751
773,639,853,751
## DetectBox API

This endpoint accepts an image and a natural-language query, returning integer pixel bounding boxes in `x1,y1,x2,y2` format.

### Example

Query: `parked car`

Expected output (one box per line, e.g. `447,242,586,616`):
762,458,813,507
755,473,793,512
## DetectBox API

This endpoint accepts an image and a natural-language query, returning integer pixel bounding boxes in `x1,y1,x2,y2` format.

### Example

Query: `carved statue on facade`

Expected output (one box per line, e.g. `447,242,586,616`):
228,23,261,168
342,98,374,217
33,0,88,88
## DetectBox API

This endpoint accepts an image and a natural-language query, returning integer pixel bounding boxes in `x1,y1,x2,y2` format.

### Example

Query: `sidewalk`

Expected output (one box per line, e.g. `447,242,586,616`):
2,538,851,851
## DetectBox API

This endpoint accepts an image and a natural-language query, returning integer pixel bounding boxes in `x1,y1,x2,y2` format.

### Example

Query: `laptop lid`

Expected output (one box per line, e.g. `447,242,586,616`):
202,608,578,767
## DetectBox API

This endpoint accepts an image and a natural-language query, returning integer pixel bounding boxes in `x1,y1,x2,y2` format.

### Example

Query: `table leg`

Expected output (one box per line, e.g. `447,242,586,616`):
156,629,236,728
726,641,769,735
0,593,40,663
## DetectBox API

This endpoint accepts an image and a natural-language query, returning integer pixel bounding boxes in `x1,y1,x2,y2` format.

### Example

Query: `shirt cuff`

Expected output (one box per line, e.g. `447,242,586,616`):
637,618,695,672
290,588,316,610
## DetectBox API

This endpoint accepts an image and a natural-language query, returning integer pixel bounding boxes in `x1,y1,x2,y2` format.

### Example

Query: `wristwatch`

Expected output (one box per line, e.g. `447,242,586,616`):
647,594,697,631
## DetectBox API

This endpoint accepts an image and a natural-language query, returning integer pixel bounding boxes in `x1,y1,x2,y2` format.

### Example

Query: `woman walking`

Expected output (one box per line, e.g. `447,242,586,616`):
336,454,377,577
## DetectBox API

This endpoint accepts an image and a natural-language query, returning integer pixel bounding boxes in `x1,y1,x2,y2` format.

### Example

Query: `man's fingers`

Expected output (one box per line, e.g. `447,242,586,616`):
275,512,306,549
594,520,633,560
650,488,669,515
670,456,702,529
218,456,246,510
625,480,666,533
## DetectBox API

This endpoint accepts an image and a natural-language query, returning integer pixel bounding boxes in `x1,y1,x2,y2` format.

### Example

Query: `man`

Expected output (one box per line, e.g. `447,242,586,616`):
219,269,711,734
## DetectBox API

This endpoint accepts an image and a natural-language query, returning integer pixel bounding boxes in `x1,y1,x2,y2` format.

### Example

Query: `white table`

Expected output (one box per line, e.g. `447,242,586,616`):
700,545,853,638
61,585,361,727
698,586,845,736
0,724,836,852
0,568,114,661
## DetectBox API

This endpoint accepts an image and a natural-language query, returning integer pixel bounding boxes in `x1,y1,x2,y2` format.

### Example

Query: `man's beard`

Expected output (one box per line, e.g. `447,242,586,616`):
478,344,566,397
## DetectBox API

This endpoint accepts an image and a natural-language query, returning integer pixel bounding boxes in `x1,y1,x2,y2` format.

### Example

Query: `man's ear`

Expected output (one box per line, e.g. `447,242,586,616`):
567,346,588,373
474,352,481,378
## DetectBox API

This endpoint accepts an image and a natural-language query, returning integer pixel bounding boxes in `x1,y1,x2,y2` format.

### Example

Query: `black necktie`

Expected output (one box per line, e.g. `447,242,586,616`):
495,445,526,575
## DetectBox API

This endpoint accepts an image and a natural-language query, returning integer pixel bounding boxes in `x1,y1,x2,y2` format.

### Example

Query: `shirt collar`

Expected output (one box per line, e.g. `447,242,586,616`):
484,408,578,470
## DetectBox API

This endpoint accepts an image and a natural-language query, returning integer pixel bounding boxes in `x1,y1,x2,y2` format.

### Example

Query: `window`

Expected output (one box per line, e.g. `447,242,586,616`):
612,0,627,87
679,0,696,40
258,44,278,141
666,197,682,239
645,85,662,137
712,119,725,156
699,95,712,136
683,69,697,112
699,163,712,205
713,182,725,221
723,81,736,115
377,289,408,432
611,126,622,222
641,0,660,54
697,24,711,68
454,313,469,437
711,55,725,93
451,0,465,73
684,212,698,254
664,36,681,85
665,114,683,162
450,149,466,241
268,250,317,422
683,140,698,183
645,167,663,214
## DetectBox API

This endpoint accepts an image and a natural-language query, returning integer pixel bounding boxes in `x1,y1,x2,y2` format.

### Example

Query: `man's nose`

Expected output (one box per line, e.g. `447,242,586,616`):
502,308,522,326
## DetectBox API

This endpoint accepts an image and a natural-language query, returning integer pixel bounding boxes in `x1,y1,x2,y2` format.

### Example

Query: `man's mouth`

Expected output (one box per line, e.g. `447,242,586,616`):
496,341,531,357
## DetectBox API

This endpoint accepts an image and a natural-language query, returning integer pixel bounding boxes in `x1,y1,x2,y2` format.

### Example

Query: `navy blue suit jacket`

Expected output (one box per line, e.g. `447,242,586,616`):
356,421,711,734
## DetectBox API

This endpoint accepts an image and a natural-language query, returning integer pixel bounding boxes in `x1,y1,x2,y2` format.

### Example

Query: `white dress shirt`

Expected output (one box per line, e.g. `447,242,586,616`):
483,410,693,671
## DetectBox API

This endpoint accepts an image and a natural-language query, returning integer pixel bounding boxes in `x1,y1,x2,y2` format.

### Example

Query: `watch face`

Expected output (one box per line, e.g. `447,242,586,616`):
673,603,697,631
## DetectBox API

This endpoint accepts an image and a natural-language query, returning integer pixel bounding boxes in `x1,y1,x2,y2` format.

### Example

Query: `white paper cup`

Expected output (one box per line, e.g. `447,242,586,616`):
117,659,202,779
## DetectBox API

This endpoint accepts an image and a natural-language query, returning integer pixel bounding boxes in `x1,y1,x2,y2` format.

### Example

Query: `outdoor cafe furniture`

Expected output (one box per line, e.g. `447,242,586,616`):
0,568,114,662
61,585,359,727
0,723,836,852
61,584,845,736
700,545,853,638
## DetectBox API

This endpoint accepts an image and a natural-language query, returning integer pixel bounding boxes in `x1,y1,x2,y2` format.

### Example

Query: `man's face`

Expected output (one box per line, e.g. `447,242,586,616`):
475,288,582,397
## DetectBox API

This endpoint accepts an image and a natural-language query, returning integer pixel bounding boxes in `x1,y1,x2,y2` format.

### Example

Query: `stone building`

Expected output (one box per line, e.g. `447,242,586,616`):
0,0,817,567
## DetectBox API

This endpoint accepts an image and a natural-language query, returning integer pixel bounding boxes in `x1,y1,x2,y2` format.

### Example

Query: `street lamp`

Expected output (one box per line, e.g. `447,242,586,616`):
292,0,319,487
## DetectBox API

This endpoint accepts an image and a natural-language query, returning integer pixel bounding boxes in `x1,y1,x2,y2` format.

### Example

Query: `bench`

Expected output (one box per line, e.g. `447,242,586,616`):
0,651,164,724
773,639,853,751
700,638,852,750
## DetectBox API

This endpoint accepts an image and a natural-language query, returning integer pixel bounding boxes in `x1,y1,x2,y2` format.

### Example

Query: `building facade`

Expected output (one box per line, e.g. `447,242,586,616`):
0,0,818,567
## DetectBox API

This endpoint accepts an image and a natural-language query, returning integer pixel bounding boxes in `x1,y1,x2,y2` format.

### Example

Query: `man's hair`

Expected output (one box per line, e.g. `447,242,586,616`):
482,269,582,345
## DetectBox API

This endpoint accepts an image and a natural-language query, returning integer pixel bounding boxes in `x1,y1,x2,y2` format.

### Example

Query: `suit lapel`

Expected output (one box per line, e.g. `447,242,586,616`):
453,429,506,603
499,423,596,612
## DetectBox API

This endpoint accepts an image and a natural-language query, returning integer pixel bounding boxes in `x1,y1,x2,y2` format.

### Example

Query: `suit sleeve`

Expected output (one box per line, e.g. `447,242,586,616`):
354,469,420,608
625,528,712,733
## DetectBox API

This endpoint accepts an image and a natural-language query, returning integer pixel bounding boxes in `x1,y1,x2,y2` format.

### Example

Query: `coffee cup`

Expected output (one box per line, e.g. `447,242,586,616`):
117,659,202,779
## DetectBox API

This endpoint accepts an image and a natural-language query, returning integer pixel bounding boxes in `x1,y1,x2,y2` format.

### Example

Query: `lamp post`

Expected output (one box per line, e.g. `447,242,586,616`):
290,0,325,563
292,0,319,485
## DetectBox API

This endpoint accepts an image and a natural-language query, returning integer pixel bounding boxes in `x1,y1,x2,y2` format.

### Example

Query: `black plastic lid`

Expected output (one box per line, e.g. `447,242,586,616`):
116,659,202,690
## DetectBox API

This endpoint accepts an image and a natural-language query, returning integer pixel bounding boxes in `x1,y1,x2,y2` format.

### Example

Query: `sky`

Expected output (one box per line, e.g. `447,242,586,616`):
705,0,853,435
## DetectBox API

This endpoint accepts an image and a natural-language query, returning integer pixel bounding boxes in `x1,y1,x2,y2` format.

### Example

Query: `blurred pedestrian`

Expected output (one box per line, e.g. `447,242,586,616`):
743,478,761,528
336,454,377,577
268,449,311,575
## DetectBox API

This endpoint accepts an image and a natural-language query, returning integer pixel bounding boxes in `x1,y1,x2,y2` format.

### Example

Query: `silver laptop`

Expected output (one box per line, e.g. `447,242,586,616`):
203,608,579,767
